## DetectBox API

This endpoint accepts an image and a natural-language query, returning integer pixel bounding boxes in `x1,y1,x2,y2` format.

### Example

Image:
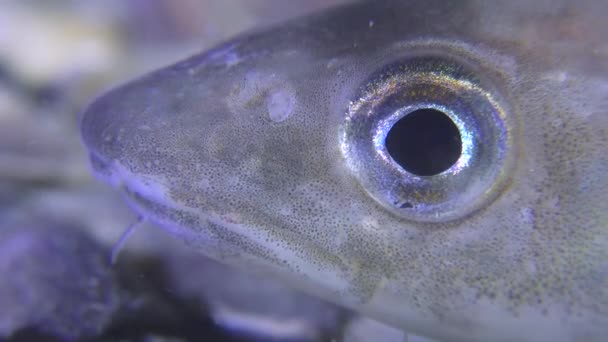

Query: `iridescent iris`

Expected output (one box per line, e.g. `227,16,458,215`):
341,49,513,222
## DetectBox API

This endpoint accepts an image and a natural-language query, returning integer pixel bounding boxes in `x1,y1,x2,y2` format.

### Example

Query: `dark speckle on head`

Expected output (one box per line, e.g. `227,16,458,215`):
80,1,608,341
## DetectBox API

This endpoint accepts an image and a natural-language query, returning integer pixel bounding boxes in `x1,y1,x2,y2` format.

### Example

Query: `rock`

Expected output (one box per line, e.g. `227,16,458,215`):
0,221,121,340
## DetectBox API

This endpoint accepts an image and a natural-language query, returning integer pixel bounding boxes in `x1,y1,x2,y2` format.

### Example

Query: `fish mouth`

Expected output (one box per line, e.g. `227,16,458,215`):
87,152,118,186
86,150,286,262
118,178,314,280
87,151,202,236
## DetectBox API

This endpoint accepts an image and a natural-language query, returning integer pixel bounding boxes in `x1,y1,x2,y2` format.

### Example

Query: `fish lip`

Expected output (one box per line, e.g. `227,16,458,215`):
86,150,117,185
98,164,206,241
84,148,160,212
85,153,237,244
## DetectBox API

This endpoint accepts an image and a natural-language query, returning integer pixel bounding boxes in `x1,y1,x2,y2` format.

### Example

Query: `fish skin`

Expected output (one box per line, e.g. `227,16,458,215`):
80,1,608,341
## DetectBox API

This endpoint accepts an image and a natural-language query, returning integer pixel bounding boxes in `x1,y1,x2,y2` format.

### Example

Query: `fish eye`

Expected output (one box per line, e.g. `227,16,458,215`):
341,45,514,222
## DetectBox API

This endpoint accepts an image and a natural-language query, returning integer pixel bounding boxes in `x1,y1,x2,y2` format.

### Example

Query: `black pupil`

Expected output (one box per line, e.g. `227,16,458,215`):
385,108,462,176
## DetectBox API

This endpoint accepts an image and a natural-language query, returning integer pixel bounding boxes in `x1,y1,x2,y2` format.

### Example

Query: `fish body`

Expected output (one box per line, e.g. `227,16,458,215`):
81,1,608,341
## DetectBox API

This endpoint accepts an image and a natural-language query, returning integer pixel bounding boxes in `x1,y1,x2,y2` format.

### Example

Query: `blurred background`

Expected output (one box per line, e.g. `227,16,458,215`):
0,1,430,341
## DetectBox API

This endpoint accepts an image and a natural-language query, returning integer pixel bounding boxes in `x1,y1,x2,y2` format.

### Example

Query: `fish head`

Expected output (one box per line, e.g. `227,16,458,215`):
81,0,608,341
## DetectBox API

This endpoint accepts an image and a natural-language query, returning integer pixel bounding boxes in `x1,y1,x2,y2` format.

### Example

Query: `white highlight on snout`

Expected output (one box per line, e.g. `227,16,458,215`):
227,71,297,123
267,88,295,122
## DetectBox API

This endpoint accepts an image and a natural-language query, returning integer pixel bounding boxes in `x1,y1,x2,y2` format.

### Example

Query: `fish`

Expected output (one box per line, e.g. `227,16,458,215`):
79,0,608,341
